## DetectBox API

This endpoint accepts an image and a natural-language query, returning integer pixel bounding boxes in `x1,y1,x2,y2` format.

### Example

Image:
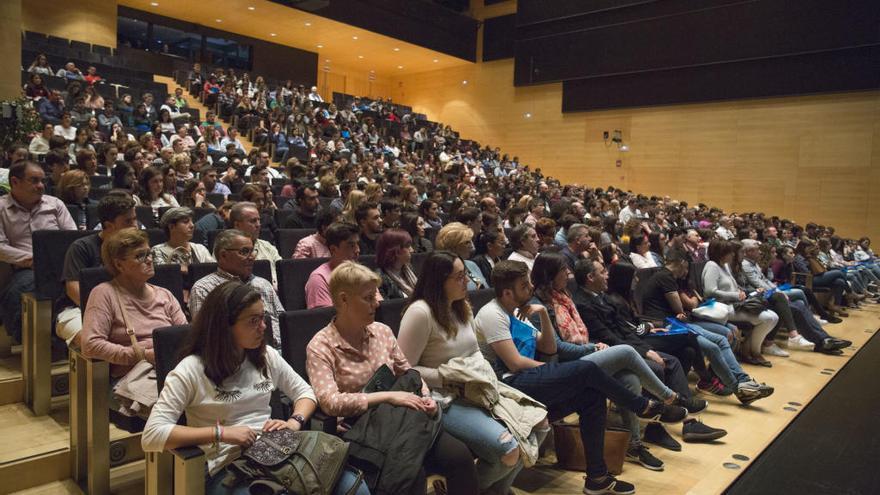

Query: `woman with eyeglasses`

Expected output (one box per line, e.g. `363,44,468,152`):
81,228,187,410
143,281,367,495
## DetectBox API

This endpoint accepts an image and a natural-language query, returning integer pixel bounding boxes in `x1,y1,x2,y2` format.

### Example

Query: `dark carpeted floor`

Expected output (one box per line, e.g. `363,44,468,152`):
725,330,880,495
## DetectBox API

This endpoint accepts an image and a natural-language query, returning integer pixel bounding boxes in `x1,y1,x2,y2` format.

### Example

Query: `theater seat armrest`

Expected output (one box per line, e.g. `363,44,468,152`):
310,411,338,435
171,445,206,461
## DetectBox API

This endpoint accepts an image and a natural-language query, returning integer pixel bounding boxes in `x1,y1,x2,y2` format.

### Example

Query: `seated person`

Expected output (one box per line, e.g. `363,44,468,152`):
506,224,539,271
81,228,187,407
57,193,137,347
143,281,367,495
135,166,179,207
375,229,418,300
230,202,281,285
435,222,488,290
398,251,550,493
281,185,321,229
151,207,215,274
703,239,779,366
293,209,338,259
475,260,681,495
629,235,659,269
795,239,854,315
355,201,383,255
530,253,709,469
306,261,479,495
0,161,77,343
400,212,433,254
305,223,362,309
472,228,507,284
190,229,284,345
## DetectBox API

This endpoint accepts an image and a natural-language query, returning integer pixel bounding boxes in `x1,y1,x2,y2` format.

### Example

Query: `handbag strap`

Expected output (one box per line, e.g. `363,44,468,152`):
112,282,146,362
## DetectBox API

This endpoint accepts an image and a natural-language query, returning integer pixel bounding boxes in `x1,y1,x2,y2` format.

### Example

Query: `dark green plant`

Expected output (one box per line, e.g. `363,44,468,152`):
0,98,42,152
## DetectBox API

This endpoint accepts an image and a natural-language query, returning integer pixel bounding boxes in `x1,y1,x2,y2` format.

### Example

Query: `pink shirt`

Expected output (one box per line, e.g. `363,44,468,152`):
306,320,410,417
81,282,187,377
0,194,76,263
293,233,331,259
305,262,334,309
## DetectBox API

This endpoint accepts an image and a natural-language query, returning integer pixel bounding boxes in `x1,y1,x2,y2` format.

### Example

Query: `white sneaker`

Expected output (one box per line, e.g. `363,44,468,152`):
787,335,815,350
818,319,829,326
763,343,790,357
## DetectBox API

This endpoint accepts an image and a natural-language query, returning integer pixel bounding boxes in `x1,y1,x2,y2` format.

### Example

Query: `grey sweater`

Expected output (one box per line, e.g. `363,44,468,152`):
702,261,742,302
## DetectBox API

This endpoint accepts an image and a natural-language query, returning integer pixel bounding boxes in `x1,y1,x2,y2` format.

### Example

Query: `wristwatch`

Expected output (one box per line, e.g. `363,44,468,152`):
290,414,305,427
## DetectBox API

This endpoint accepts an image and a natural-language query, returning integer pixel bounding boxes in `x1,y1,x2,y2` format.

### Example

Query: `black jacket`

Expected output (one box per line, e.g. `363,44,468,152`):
572,288,652,357
343,369,441,495
281,207,319,229
472,254,498,284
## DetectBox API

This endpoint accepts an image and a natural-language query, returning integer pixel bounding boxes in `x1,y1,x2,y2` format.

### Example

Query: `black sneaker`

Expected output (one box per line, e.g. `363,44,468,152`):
637,400,686,423
676,394,708,414
626,444,664,471
643,422,681,452
682,418,728,443
659,404,688,424
584,475,636,495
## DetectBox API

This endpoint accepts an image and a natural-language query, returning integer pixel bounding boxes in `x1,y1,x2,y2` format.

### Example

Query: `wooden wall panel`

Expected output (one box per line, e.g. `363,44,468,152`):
22,0,117,48
391,58,880,241
0,0,22,100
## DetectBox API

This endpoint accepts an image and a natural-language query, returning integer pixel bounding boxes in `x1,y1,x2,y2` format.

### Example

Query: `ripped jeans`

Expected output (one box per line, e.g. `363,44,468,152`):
442,399,545,494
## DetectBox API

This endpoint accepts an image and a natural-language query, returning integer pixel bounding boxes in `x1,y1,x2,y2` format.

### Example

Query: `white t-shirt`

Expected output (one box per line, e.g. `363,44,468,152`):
475,299,538,378
142,347,316,475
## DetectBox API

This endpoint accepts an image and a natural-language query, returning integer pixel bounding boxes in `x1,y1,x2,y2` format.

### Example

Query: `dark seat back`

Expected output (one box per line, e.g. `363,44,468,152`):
188,260,273,287
469,288,496,314
376,298,409,336
277,228,316,258
689,261,708,297
277,258,328,310
279,307,336,380
153,324,192,392
411,252,429,277
80,264,185,312
135,206,160,229
146,228,167,247
31,230,95,299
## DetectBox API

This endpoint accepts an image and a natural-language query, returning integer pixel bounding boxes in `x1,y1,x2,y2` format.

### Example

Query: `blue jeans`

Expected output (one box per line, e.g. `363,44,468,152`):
503,359,649,478
442,400,522,492
206,464,369,495
579,345,676,446
783,288,808,307
689,322,750,387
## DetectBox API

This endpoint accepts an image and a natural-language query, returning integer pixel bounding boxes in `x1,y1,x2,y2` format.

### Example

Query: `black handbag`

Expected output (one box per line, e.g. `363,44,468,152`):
734,294,768,315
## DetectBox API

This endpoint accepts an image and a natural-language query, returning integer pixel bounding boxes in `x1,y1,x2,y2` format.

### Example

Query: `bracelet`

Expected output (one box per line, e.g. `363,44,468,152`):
213,424,220,448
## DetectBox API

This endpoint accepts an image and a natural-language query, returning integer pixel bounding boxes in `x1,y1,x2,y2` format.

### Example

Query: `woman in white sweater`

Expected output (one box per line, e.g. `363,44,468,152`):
142,282,367,495
397,251,549,495
702,240,779,367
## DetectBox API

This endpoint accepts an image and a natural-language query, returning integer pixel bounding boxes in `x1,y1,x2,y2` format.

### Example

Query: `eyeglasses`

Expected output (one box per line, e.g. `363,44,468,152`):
237,311,268,328
224,247,255,257
131,250,154,263
449,270,468,283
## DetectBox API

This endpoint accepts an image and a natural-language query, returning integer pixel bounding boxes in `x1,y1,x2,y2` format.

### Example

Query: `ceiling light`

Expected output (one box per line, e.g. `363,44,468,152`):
215,19,222,22
357,55,364,59
325,59,330,62
462,80,468,85
397,65,404,69
305,22,311,26
393,48,400,52
150,2,159,6
352,36,358,40
433,59,439,63
316,44,323,48
619,144,630,152
270,33,277,37
247,6,255,10
524,112,532,118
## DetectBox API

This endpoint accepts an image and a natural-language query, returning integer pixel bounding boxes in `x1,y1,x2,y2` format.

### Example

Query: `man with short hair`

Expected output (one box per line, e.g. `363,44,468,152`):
715,216,735,240
355,201,382,255
57,193,137,346
220,127,246,154
202,167,231,196
475,260,675,495
230,202,281,285
305,223,361,309
282,185,320,229
523,198,544,227
560,223,592,270
43,150,70,196
307,86,323,102
194,200,234,246
379,199,401,230
190,229,284,345
507,224,539,271
293,210,338,259
0,161,77,342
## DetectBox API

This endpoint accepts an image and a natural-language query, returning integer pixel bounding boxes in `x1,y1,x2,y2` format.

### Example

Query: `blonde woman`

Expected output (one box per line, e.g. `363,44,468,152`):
435,222,487,290
341,189,366,224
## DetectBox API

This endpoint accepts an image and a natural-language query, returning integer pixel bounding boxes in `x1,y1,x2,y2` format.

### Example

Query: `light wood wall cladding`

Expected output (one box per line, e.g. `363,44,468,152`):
22,0,117,48
317,62,393,102
0,0,22,100
391,59,880,241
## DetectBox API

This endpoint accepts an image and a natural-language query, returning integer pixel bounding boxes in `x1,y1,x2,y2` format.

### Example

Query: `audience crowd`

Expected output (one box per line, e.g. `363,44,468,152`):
2,57,876,495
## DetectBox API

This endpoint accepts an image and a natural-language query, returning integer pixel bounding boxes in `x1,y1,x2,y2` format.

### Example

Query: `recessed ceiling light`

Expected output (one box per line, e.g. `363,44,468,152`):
393,48,400,52
247,6,255,10
432,59,439,63
305,22,311,26
352,36,358,40
325,59,330,62
357,55,364,59
150,2,159,6
397,65,404,69
462,80,468,85
215,19,222,22
270,33,277,37
316,44,323,48
524,112,532,118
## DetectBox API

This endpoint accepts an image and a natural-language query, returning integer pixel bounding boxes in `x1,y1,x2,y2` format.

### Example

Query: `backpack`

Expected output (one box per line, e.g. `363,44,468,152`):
225,429,355,495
